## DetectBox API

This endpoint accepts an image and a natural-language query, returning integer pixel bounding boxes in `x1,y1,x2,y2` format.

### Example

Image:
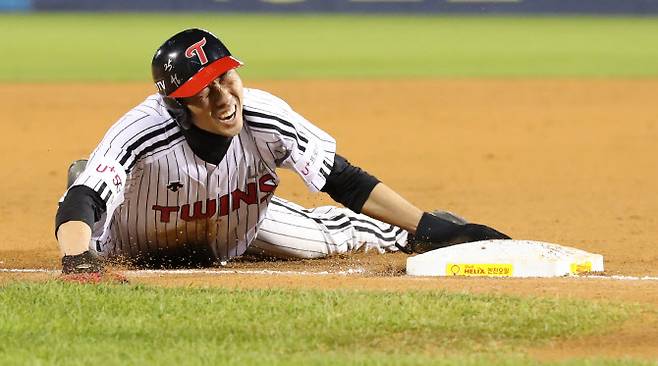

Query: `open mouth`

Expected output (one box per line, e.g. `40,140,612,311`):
216,104,237,122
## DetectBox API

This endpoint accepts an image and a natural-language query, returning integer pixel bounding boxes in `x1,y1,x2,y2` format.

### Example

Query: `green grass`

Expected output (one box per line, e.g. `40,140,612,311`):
1,14,658,81
0,281,643,365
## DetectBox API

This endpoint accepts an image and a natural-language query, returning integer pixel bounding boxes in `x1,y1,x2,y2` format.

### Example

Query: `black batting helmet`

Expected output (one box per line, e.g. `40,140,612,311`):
151,28,243,98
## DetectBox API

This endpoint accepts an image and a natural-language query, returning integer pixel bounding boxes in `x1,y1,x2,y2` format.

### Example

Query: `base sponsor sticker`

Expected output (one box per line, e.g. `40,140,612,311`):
447,263,513,277
570,261,592,274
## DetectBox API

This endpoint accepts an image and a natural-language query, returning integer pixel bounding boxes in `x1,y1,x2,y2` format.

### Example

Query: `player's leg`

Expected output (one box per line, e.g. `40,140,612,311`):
246,196,408,259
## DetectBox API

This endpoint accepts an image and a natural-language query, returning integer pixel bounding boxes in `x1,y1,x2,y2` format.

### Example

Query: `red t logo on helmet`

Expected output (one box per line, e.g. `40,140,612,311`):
185,37,209,65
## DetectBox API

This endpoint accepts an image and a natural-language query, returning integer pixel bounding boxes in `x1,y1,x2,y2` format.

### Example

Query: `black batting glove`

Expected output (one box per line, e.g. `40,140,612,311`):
61,250,104,274
401,212,510,254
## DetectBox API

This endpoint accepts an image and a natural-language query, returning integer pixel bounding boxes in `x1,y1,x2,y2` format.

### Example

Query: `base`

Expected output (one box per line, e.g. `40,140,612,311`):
406,240,604,278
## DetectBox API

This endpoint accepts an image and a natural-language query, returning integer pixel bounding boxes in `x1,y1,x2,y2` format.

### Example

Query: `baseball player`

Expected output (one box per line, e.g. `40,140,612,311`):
56,28,509,277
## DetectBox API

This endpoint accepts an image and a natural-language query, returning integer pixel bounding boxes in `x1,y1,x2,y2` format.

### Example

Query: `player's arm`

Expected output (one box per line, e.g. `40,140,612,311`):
320,154,422,230
55,155,127,274
250,92,510,250
55,185,107,273
57,221,91,256
54,108,144,277
321,154,510,253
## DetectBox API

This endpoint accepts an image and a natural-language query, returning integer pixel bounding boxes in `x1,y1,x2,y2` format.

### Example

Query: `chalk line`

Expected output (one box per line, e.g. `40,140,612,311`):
0,268,366,276
580,274,658,281
0,268,53,273
128,268,367,276
1,268,657,280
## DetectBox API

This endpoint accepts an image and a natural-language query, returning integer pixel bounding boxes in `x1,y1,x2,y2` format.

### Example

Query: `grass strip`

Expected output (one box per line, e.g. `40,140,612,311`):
1,14,658,81
0,281,637,365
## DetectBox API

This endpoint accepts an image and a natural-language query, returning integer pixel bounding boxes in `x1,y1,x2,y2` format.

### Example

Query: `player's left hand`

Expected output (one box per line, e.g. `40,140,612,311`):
407,223,510,253
400,212,511,254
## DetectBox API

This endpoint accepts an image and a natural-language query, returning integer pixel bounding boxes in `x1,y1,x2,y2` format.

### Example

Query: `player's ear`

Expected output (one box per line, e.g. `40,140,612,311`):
163,97,192,130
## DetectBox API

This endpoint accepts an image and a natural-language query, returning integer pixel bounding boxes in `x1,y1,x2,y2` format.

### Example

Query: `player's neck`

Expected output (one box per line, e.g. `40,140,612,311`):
182,124,233,165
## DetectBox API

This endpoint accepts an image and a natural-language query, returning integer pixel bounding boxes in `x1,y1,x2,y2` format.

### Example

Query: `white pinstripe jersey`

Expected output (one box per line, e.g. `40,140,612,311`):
66,88,336,261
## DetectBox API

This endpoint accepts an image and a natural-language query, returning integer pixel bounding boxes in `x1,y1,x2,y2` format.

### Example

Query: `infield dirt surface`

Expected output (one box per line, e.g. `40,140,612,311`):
1,79,657,361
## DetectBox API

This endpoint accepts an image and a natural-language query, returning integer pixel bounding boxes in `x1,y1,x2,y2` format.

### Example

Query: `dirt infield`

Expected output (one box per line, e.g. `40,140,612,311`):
1,79,657,360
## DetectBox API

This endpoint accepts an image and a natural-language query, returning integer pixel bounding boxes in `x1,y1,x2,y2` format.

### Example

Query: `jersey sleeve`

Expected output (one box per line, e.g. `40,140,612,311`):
61,98,180,233
58,127,131,241
63,127,133,218
243,89,337,192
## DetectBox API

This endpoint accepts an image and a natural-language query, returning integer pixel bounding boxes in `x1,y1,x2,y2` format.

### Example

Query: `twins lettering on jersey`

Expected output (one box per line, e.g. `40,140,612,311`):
152,173,277,223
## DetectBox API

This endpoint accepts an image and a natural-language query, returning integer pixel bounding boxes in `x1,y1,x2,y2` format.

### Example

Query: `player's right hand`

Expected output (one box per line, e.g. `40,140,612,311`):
59,251,128,284
61,250,104,274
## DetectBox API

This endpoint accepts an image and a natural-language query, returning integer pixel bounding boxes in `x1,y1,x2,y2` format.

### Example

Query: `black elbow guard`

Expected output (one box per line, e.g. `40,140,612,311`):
321,154,380,213
55,185,107,237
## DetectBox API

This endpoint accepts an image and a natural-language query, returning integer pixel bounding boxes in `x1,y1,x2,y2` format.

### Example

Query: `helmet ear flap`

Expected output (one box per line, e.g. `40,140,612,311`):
163,97,192,130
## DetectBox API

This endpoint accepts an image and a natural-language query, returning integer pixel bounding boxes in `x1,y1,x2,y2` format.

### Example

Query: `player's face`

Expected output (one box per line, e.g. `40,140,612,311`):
183,69,244,137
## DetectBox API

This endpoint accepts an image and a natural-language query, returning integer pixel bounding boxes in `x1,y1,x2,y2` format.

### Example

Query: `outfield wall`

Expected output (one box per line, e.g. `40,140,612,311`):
3,0,658,14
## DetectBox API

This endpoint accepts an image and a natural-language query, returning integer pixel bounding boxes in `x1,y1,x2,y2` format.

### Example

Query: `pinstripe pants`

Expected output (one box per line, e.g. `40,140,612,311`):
246,196,408,259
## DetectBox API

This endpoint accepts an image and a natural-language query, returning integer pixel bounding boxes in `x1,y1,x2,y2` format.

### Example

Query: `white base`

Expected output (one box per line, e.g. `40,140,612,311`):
406,240,604,278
